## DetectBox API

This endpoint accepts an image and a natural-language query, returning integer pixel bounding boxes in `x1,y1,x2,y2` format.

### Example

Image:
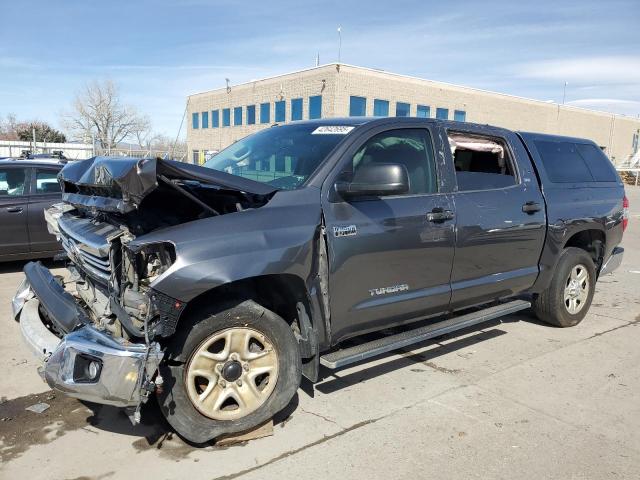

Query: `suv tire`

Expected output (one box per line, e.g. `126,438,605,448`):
532,247,596,327
157,299,301,444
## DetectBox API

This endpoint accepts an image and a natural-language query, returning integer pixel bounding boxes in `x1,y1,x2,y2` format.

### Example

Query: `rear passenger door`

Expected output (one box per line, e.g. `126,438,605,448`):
446,125,547,309
0,166,30,256
27,167,62,253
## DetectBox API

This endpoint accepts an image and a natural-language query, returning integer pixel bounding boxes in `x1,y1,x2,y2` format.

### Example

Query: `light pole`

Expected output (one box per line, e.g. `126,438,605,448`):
562,81,568,105
337,26,342,64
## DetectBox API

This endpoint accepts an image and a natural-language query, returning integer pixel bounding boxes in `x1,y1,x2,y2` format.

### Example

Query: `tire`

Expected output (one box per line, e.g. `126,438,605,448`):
532,247,596,327
157,299,301,444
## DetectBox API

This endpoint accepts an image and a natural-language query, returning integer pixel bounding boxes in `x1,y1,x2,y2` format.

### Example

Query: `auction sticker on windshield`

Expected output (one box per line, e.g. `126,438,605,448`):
311,126,355,135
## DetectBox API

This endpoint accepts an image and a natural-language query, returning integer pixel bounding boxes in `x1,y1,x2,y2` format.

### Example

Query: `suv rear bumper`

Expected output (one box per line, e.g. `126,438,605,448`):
13,262,163,408
600,247,624,276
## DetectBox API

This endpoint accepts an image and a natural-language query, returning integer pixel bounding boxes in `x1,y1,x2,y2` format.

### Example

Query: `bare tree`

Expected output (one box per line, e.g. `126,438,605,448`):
63,80,148,149
0,113,19,140
132,122,160,151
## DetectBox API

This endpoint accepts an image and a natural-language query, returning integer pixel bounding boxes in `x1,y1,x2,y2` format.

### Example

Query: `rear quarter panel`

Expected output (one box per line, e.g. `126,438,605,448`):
519,133,625,293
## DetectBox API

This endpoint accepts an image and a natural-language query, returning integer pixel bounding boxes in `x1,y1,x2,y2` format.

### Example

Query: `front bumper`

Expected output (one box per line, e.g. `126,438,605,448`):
600,247,624,276
14,262,163,408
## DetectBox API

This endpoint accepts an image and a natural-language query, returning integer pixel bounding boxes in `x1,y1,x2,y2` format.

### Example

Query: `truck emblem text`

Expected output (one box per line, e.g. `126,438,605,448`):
368,284,410,297
333,225,357,237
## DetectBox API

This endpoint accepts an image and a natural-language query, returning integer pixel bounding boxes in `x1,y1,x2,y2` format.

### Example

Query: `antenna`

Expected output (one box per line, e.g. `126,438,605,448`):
315,52,320,67
337,26,342,64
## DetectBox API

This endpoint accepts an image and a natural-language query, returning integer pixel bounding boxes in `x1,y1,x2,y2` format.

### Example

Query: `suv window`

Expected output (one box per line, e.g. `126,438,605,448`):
35,169,62,193
450,133,517,191
351,129,437,195
534,140,594,183
0,167,27,196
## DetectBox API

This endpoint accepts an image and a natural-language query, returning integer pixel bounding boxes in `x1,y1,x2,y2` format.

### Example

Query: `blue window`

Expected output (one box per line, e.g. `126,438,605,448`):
373,99,389,117
275,100,286,122
247,105,256,125
416,105,430,118
211,110,219,128
222,108,230,127
396,102,410,117
201,111,208,128
436,108,449,120
309,95,322,119
260,103,271,124
192,112,199,129
349,96,367,116
454,110,466,122
291,98,303,121
234,107,243,126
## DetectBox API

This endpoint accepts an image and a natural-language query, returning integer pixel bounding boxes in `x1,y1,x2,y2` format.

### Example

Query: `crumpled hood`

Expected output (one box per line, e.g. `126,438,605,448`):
58,156,276,213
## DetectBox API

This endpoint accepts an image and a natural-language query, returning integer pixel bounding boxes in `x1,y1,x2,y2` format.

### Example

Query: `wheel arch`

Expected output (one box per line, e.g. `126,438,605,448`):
563,228,606,273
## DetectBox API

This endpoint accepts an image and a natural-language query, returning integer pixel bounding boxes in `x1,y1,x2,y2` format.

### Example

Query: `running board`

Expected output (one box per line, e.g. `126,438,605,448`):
320,300,531,369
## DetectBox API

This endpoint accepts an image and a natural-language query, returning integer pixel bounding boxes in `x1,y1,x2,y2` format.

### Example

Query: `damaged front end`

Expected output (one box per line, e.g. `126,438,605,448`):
13,156,275,420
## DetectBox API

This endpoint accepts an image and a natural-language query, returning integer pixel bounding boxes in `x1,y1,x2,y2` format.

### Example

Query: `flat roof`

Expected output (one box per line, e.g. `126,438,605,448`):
188,63,639,121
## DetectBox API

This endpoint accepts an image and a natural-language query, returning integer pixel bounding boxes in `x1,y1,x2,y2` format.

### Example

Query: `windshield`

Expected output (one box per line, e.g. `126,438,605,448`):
203,124,354,190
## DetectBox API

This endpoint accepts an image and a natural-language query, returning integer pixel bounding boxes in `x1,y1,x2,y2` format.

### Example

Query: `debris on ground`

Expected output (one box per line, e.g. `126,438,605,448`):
25,402,50,414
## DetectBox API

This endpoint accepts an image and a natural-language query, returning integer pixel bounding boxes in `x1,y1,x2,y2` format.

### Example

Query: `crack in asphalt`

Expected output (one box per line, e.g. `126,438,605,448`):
299,408,340,427
585,317,640,340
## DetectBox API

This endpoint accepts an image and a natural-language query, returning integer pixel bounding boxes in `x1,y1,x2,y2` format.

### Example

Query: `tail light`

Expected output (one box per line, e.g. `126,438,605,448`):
623,194,629,232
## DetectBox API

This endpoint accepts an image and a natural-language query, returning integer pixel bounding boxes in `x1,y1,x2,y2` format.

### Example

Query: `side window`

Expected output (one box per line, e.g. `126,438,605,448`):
351,129,437,195
534,140,593,183
450,132,517,191
0,168,27,196
575,143,617,182
35,169,61,194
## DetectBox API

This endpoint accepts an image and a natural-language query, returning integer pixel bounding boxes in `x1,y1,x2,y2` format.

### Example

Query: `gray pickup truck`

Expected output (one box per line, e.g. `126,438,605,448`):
12,117,627,443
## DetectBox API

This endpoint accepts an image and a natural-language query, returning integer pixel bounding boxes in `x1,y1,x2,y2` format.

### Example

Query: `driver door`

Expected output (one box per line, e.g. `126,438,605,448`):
322,127,456,343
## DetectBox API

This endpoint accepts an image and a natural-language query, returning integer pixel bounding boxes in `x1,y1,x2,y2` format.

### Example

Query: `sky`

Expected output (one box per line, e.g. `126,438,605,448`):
0,0,638,139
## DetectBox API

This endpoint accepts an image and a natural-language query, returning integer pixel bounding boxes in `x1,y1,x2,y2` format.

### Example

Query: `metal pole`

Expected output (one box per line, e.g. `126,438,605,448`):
32,127,37,154
562,81,568,104
337,26,342,64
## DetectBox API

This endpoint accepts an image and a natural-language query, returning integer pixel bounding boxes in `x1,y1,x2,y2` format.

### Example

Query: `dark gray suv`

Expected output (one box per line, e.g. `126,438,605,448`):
0,159,64,261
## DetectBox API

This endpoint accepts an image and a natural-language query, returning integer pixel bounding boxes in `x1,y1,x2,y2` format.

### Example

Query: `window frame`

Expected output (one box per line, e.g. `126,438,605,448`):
416,105,430,118
446,128,522,194
233,106,243,126
309,95,322,119
436,108,449,120
0,165,30,197
327,125,442,202
32,167,62,195
275,100,286,122
395,102,410,117
373,99,390,117
260,102,271,124
246,105,256,125
349,96,367,117
291,98,303,121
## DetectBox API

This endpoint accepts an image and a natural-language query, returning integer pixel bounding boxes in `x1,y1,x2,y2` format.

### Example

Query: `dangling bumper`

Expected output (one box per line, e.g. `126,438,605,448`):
13,262,163,408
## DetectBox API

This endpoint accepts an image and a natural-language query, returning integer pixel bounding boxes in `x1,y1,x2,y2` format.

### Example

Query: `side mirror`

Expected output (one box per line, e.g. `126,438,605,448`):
336,163,410,198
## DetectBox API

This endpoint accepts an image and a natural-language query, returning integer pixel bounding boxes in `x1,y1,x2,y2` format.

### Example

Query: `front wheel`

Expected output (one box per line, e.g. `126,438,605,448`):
157,299,301,444
532,247,596,327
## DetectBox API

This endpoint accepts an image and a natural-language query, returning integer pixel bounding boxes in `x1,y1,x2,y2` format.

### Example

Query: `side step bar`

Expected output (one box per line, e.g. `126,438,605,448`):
320,299,531,369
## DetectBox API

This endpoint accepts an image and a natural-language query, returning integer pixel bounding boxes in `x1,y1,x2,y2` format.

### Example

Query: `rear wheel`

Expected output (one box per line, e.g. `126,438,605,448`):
158,299,301,444
532,247,596,327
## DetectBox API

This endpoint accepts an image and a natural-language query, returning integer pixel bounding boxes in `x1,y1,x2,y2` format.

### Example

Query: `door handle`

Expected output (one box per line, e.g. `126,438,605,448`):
522,201,542,214
426,208,455,223
6,207,23,213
